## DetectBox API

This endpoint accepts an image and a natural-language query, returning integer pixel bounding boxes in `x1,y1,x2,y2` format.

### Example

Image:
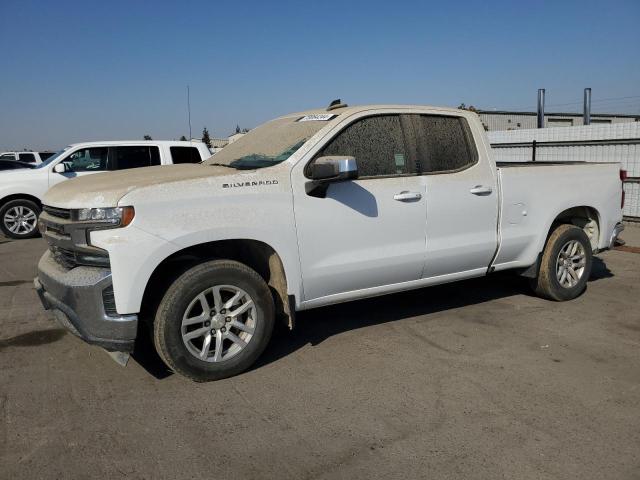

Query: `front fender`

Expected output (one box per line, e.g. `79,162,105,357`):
90,225,303,315
0,176,48,205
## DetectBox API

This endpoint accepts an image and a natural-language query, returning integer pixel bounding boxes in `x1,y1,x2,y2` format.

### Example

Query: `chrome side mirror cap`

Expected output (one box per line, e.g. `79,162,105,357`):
306,156,358,198
310,156,358,181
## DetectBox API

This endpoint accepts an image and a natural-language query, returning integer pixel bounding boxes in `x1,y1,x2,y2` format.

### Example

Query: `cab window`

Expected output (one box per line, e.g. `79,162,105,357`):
112,146,161,170
170,146,202,164
412,115,478,173
18,153,36,163
317,115,413,178
64,148,108,172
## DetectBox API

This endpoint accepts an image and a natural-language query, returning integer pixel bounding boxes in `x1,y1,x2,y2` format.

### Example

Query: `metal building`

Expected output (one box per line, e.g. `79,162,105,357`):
478,111,640,132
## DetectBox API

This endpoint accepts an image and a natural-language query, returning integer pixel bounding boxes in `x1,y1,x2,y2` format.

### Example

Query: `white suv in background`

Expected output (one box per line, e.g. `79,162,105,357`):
0,140,211,239
0,151,56,165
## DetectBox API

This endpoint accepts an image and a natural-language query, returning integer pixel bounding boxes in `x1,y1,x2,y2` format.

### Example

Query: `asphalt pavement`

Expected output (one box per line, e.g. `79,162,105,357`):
1,228,639,479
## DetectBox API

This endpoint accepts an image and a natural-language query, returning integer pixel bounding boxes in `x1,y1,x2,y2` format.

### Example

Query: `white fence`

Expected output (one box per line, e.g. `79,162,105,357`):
488,123,640,220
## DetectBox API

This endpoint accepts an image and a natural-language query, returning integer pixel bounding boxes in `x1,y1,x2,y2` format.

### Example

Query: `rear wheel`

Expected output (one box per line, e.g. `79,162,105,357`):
154,260,275,381
531,224,593,301
0,199,41,239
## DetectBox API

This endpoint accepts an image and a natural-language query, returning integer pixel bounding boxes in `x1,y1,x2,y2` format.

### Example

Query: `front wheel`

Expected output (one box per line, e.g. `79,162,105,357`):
153,259,275,382
0,199,41,239
530,224,593,301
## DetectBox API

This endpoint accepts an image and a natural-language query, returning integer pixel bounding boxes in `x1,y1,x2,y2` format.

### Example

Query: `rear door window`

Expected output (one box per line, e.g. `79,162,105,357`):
112,146,161,170
18,153,36,163
170,146,202,164
0,154,16,160
412,115,478,173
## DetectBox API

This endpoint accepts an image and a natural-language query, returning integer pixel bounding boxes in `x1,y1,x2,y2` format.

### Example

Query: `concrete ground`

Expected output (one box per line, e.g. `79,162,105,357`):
1,227,639,480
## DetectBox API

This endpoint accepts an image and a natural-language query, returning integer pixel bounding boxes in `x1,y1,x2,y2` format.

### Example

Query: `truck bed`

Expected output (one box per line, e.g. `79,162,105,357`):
492,160,622,272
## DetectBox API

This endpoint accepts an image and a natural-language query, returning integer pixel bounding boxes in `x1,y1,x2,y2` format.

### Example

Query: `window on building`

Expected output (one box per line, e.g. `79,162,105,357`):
113,146,161,170
317,115,412,177
170,146,203,164
413,115,478,173
590,119,612,124
547,118,573,127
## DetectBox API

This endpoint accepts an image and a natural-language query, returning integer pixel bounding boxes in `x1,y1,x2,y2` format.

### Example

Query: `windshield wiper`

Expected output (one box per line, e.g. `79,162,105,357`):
208,163,238,169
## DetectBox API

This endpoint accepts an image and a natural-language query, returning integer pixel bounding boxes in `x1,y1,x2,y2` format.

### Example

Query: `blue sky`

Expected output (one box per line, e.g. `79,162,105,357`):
1,0,639,150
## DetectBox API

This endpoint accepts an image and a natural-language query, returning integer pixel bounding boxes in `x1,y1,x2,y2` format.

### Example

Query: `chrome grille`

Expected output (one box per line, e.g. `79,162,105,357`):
43,205,71,219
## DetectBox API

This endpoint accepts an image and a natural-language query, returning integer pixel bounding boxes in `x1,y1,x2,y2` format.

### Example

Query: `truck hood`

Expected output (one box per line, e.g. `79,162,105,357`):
44,164,236,208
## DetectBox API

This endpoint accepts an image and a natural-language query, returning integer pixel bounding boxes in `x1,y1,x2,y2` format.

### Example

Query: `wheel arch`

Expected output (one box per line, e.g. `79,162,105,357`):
521,205,601,279
139,239,294,330
0,193,42,210
546,205,601,252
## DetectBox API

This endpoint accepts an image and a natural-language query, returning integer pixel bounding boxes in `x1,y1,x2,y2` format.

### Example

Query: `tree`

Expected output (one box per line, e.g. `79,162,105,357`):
202,127,212,148
179,135,187,141
457,103,479,113
458,103,486,129
143,134,152,140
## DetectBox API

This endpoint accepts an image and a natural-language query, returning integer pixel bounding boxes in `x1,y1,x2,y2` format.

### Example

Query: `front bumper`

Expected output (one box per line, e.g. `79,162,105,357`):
35,250,138,352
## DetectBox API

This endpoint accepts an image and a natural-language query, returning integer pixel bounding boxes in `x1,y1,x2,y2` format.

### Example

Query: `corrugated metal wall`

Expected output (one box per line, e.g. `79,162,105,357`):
488,123,640,219
479,113,638,132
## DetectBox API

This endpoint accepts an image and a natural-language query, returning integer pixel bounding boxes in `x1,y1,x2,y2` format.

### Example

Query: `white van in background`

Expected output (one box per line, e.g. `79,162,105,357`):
0,140,211,239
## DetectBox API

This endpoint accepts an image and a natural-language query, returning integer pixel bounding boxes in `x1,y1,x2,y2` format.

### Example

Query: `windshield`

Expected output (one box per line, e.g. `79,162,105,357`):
204,116,330,170
35,148,69,169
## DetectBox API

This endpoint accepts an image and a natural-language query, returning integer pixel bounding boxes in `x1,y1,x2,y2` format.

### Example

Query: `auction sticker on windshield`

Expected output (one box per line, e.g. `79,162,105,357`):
297,114,337,122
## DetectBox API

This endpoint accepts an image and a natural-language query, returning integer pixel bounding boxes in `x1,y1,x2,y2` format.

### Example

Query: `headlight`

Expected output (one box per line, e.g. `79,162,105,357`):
73,206,135,227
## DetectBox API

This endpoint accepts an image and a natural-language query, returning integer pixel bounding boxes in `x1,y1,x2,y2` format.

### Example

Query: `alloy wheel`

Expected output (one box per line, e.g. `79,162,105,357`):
556,240,586,288
3,206,37,235
181,285,257,362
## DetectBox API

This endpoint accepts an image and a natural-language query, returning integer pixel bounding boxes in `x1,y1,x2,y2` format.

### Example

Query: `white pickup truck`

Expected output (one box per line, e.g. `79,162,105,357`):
0,140,210,238
34,103,625,381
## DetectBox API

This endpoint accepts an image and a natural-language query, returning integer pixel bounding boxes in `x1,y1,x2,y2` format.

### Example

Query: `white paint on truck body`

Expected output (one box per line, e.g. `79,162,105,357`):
45,106,623,316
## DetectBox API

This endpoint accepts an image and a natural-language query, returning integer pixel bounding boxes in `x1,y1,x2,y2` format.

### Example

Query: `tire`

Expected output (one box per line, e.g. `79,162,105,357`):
153,259,275,382
0,199,41,239
530,224,593,301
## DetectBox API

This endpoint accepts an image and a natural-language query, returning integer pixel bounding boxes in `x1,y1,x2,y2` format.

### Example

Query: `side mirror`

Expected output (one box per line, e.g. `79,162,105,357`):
53,162,70,174
306,156,358,198
310,156,358,181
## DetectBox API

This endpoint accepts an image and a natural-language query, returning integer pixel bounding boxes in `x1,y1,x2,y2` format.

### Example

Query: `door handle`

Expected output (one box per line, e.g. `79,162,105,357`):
469,185,493,195
393,191,422,202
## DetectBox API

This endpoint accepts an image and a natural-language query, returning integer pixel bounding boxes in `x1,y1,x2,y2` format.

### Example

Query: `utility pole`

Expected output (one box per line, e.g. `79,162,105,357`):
187,85,192,141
